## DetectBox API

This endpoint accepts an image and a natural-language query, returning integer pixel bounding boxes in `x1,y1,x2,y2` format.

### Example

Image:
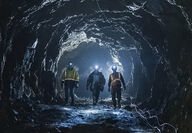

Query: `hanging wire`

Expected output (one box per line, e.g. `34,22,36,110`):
94,0,178,132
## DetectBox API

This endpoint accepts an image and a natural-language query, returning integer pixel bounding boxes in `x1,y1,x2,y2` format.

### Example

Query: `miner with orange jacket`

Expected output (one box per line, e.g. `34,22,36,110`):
108,65,126,108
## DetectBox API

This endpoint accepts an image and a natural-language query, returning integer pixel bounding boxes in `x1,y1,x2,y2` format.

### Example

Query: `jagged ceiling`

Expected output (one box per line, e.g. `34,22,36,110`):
0,0,192,105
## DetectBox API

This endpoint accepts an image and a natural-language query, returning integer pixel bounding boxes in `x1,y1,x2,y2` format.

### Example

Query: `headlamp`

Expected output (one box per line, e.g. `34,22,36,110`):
112,65,117,71
95,65,99,70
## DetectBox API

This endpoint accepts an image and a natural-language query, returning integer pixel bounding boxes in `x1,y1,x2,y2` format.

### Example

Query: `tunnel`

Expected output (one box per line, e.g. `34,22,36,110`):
0,0,192,133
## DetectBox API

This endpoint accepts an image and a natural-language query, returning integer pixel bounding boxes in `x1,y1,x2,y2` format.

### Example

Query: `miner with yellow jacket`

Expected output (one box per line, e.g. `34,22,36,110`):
61,62,79,105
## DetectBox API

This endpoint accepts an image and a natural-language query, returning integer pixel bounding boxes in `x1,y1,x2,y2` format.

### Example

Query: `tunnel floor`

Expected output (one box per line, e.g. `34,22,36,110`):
7,98,156,133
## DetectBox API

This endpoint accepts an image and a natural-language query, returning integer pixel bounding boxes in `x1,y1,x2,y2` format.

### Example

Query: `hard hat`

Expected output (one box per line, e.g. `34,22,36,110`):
112,65,117,71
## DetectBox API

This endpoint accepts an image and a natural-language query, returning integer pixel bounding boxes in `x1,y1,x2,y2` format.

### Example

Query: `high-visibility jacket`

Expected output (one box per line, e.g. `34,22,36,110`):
108,72,125,89
62,68,79,82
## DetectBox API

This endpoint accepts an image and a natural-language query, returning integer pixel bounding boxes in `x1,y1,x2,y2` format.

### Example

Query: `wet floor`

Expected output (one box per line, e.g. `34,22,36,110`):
21,98,155,133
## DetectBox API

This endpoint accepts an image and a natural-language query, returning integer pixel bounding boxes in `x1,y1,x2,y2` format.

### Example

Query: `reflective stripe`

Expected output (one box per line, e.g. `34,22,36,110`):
65,71,66,77
110,73,121,88
111,75,113,81
62,68,79,81
64,78,79,81
73,71,75,80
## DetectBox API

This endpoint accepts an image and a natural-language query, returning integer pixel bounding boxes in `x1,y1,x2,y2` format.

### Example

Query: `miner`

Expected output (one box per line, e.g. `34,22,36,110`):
108,65,126,108
61,62,79,105
86,65,106,105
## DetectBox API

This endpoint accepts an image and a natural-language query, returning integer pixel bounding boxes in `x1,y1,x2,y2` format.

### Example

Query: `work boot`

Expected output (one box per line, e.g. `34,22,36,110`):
113,102,116,109
93,96,97,105
70,102,74,106
93,99,97,105
118,103,121,108
70,98,74,106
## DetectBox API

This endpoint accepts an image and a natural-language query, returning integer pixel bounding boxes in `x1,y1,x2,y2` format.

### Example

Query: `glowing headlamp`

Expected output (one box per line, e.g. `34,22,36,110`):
95,65,99,70
112,65,117,71
69,62,73,66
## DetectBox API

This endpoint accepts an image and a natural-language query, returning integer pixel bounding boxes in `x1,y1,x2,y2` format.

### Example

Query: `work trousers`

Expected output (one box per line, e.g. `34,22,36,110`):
92,88,100,105
64,80,75,105
111,87,121,108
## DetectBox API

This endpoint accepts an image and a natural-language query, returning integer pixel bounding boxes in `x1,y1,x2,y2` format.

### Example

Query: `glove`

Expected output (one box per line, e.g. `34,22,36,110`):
75,82,79,88
76,83,79,88
100,85,104,92
124,86,126,91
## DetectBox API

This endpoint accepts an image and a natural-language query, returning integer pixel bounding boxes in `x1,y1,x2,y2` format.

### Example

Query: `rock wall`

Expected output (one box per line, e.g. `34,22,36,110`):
0,0,192,132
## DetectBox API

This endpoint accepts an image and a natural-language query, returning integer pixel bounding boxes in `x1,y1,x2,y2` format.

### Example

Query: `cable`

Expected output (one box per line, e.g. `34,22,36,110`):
94,1,178,132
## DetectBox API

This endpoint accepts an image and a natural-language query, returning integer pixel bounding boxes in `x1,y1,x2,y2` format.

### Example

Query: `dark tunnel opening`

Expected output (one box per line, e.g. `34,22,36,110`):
0,0,192,133
54,31,153,102
57,41,119,99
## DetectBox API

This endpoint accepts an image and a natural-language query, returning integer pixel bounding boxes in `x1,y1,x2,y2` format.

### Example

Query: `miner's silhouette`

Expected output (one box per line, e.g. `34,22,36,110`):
86,65,105,105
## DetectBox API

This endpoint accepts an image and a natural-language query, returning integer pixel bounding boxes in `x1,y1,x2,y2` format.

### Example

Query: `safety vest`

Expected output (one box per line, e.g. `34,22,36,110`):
110,72,121,88
62,68,79,81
